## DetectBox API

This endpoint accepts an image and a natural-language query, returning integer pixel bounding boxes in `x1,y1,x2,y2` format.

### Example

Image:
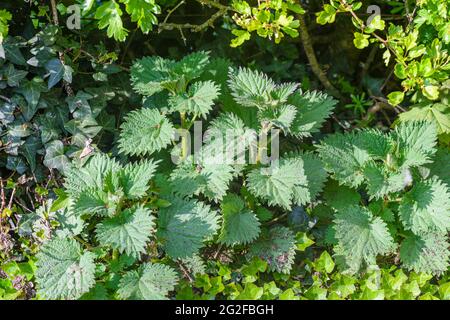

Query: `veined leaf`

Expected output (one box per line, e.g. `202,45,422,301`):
118,108,175,156
157,197,220,259
96,205,155,258
218,194,261,246
333,206,395,273
117,263,178,300
36,238,96,299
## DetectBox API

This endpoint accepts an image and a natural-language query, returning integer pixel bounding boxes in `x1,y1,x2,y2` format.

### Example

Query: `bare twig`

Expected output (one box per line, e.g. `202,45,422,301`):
158,0,231,33
297,13,343,99
7,187,15,210
178,261,194,282
0,95,11,103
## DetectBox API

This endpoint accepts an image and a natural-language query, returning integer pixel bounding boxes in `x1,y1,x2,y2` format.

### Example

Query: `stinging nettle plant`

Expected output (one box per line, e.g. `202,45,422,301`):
316,121,450,275
34,51,339,299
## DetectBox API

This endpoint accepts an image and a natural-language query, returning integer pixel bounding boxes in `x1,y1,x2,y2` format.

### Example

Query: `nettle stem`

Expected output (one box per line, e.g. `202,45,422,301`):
180,112,188,160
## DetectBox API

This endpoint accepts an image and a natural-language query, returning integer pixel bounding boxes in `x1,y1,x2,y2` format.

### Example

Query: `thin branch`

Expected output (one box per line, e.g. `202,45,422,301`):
162,0,186,25
297,13,343,100
158,0,231,33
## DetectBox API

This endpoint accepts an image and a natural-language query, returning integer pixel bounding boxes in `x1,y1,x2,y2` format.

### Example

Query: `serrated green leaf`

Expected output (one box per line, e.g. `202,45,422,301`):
117,263,178,300
36,238,96,299
96,206,154,258
168,80,220,118
157,197,219,259
400,233,450,275
334,206,395,273
399,177,450,235
118,108,174,156
218,194,260,246
247,226,296,274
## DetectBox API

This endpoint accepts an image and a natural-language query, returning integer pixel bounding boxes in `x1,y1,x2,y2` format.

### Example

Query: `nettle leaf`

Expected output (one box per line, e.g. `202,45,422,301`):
399,177,450,235
95,205,155,258
218,194,261,246
168,81,220,118
131,56,177,96
118,160,158,199
399,102,450,135
393,120,437,167
247,226,296,274
169,155,235,202
400,233,450,275
247,157,309,209
317,129,391,188
323,180,361,212
43,140,71,172
333,206,395,273
117,263,178,300
118,108,175,156
171,51,209,79
228,67,276,108
288,90,337,138
157,197,220,259
95,0,128,41
363,163,406,199
36,237,96,299
123,0,160,34
426,148,450,187
258,104,297,133
285,151,328,203
131,52,209,96
203,112,257,165
64,153,121,198
180,254,206,276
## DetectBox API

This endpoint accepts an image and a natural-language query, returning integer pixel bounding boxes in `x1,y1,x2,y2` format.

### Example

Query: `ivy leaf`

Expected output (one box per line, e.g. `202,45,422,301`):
218,194,261,246
333,206,395,273
400,233,450,275
95,206,155,258
43,140,71,172
94,0,128,41
45,58,65,89
118,108,175,156
168,81,220,118
117,263,178,300
15,77,46,118
36,237,96,299
157,197,220,259
399,177,450,235
4,64,27,87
